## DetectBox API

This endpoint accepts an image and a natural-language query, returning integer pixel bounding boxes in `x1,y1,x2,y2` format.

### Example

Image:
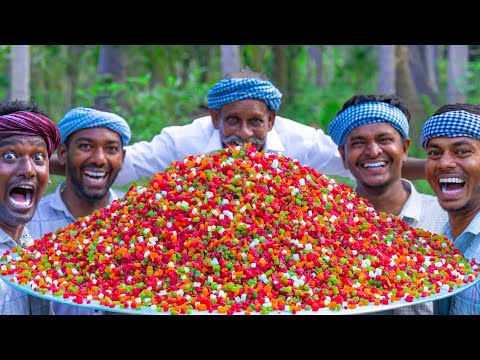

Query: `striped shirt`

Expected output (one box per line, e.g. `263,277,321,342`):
393,180,449,315
357,179,449,315
440,211,480,315
0,227,53,315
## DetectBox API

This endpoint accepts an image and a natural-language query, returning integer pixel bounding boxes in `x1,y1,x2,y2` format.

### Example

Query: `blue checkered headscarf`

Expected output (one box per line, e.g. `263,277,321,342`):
328,101,409,147
421,110,480,149
207,78,282,111
58,107,131,147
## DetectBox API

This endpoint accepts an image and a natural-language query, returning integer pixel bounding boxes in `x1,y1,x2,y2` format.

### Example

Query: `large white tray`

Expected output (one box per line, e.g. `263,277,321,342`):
2,272,478,315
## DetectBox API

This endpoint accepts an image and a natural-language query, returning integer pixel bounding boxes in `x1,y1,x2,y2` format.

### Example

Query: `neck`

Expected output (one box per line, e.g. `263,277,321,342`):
61,183,110,219
448,209,480,239
1,223,25,244
356,179,410,216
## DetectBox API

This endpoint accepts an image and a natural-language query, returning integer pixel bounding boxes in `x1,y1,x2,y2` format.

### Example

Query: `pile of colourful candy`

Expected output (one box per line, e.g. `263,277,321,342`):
1,145,478,314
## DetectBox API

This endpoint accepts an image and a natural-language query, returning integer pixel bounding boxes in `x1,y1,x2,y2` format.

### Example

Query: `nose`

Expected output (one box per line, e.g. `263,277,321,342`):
16,156,36,178
237,122,254,140
365,141,382,157
91,148,107,165
436,152,457,170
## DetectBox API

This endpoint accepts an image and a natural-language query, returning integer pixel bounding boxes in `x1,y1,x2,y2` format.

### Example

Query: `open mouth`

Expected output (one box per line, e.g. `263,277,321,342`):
9,184,34,208
362,161,386,169
439,177,464,194
84,170,107,184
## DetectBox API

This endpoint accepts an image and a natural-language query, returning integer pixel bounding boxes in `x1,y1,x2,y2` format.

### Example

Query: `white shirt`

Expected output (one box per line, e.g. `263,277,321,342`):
27,182,123,315
365,179,449,315
116,115,352,186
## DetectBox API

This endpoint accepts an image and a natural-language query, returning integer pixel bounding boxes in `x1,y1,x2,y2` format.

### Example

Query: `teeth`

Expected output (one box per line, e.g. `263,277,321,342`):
363,162,385,168
441,185,463,194
18,185,33,190
10,195,32,208
84,170,106,177
439,177,464,184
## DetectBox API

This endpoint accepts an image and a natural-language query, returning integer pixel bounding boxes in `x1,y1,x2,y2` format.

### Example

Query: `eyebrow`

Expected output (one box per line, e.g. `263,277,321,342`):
349,131,393,141
73,136,122,145
428,139,475,148
0,137,47,148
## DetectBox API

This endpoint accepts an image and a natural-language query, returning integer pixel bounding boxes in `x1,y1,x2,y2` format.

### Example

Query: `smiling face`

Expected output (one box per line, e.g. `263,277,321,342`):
210,99,275,151
339,122,409,191
425,136,480,215
59,127,125,202
0,135,50,230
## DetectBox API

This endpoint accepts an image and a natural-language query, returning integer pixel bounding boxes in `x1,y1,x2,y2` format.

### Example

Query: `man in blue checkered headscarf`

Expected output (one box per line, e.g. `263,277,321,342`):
206,70,282,151
421,103,480,316
28,106,131,316
50,69,427,188
328,94,448,316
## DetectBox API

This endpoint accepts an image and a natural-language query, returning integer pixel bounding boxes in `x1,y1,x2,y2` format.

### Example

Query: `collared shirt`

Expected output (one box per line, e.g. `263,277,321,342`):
393,179,449,315
0,227,53,315
27,182,123,315
115,115,352,186
439,211,480,315
357,180,449,315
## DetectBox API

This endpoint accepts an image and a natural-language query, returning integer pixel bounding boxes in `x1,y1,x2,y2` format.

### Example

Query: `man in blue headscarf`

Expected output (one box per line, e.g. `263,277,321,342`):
421,103,480,315
328,94,448,315
49,68,426,186
28,106,131,315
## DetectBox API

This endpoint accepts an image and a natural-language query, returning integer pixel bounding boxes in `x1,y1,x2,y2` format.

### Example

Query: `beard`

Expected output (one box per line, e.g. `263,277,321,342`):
67,162,114,202
223,135,265,149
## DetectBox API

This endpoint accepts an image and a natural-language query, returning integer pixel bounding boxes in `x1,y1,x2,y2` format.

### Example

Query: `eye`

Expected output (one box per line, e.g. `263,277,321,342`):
426,149,441,159
106,145,120,153
224,117,239,126
79,143,93,150
249,118,264,127
350,140,365,148
3,151,17,160
32,153,46,162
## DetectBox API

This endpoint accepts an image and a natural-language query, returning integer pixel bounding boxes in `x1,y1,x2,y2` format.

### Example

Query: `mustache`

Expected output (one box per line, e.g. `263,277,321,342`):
223,135,263,147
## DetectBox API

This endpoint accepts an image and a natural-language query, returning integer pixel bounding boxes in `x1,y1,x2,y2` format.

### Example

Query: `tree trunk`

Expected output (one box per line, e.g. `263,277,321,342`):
272,46,287,103
424,45,440,93
308,45,323,87
448,45,469,103
10,45,30,101
406,45,439,105
378,45,396,94
96,45,125,110
220,45,241,77
396,45,425,155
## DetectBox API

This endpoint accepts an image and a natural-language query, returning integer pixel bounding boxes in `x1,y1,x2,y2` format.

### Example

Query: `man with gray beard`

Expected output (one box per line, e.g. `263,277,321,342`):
50,68,426,186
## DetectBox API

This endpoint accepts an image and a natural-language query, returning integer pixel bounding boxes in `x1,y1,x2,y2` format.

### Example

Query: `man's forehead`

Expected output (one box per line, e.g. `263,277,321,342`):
0,135,47,147
427,136,480,148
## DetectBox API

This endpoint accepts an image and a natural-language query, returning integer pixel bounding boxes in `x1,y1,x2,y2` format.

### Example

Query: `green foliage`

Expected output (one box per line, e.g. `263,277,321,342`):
76,69,210,143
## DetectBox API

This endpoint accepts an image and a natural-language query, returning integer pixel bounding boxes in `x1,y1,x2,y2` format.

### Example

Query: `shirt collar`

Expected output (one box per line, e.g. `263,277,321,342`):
0,226,33,247
398,179,421,222
50,181,121,214
442,210,480,240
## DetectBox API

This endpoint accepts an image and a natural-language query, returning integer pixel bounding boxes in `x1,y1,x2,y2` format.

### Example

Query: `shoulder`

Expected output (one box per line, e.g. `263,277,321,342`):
161,116,214,137
273,116,323,138
30,192,60,221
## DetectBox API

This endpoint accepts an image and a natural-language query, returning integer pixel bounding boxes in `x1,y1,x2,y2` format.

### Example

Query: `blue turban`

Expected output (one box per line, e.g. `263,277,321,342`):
207,78,282,111
421,110,480,149
58,107,131,147
328,101,409,147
